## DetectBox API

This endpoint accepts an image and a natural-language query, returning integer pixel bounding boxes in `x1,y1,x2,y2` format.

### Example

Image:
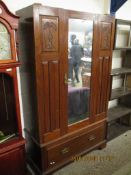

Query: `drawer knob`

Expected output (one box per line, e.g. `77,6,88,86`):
61,147,70,155
88,135,96,141
50,161,55,165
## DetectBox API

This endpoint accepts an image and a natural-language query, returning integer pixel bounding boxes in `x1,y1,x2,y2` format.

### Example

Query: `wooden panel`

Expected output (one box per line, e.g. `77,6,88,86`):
49,60,60,130
0,147,26,175
41,16,59,52
42,61,50,132
96,57,104,114
100,56,110,112
96,56,110,113
42,60,60,133
100,22,112,50
96,15,115,115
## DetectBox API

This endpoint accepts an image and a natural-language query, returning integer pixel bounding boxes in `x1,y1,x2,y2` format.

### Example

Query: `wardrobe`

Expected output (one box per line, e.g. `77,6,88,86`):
17,4,115,175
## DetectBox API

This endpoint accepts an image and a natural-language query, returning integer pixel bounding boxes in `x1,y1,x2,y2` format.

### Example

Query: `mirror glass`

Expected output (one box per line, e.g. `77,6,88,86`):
68,18,93,125
116,24,131,48
0,23,11,60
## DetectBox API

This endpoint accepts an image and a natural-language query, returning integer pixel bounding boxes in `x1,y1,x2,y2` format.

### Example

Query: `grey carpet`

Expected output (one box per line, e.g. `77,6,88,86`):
53,129,131,175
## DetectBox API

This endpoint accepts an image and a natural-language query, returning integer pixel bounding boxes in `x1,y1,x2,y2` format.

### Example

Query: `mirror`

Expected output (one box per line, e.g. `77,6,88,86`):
0,22,11,60
68,18,93,124
115,24,131,48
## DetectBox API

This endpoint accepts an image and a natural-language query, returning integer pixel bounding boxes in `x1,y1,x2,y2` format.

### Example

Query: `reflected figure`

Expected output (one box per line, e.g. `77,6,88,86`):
70,39,84,83
70,34,76,45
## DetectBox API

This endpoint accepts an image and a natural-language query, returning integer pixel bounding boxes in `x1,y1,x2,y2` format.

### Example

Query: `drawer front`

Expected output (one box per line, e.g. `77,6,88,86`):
46,124,106,168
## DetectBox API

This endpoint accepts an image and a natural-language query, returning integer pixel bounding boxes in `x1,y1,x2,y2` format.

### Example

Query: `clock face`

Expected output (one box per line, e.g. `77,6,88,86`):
0,22,11,60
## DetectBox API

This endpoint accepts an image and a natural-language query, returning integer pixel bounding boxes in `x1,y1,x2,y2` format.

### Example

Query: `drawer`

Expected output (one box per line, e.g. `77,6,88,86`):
46,124,106,168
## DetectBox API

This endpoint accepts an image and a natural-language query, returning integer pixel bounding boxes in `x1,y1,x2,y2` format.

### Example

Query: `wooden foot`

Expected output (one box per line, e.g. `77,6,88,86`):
98,143,106,150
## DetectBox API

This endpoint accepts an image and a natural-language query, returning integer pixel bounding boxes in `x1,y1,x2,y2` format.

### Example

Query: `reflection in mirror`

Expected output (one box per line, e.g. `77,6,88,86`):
68,18,93,125
116,24,131,48
0,22,11,60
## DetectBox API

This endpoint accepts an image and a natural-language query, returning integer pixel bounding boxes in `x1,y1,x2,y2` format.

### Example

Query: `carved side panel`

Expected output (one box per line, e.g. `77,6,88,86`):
49,61,60,130
100,22,112,50
96,56,110,114
42,61,50,132
41,16,59,52
42,60,60,132
96,57,103,114
100,56,110,112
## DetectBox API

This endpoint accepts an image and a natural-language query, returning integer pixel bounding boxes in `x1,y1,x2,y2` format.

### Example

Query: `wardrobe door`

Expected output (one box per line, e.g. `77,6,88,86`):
95,15,115,119
33,5,67,143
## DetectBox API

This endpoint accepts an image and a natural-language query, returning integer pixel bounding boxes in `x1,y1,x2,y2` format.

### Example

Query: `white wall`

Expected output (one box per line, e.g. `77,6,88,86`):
3,0,107,14
116,0,131,20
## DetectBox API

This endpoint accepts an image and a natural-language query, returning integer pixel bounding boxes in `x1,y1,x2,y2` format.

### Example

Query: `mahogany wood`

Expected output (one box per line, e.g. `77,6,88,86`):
17,4,115,174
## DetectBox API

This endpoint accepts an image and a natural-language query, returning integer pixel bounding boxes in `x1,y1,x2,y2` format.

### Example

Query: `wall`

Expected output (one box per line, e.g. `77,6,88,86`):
3,0,108,14
116,0,131,20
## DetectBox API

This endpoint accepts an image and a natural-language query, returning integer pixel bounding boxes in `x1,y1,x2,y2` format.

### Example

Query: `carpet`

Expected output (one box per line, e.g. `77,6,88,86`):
53,129,131,175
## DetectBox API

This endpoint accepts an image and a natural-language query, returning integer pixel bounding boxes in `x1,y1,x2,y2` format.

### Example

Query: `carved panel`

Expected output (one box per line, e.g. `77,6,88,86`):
96,57,103,114
42,60,60,132
100,22,112,50
100,56,110,112
96,56,110,114
49,60,60,130
42,61,50,132
41,16,58,52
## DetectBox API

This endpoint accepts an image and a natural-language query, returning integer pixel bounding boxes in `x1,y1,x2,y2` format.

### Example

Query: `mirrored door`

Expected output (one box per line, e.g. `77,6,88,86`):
68,18,93,124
